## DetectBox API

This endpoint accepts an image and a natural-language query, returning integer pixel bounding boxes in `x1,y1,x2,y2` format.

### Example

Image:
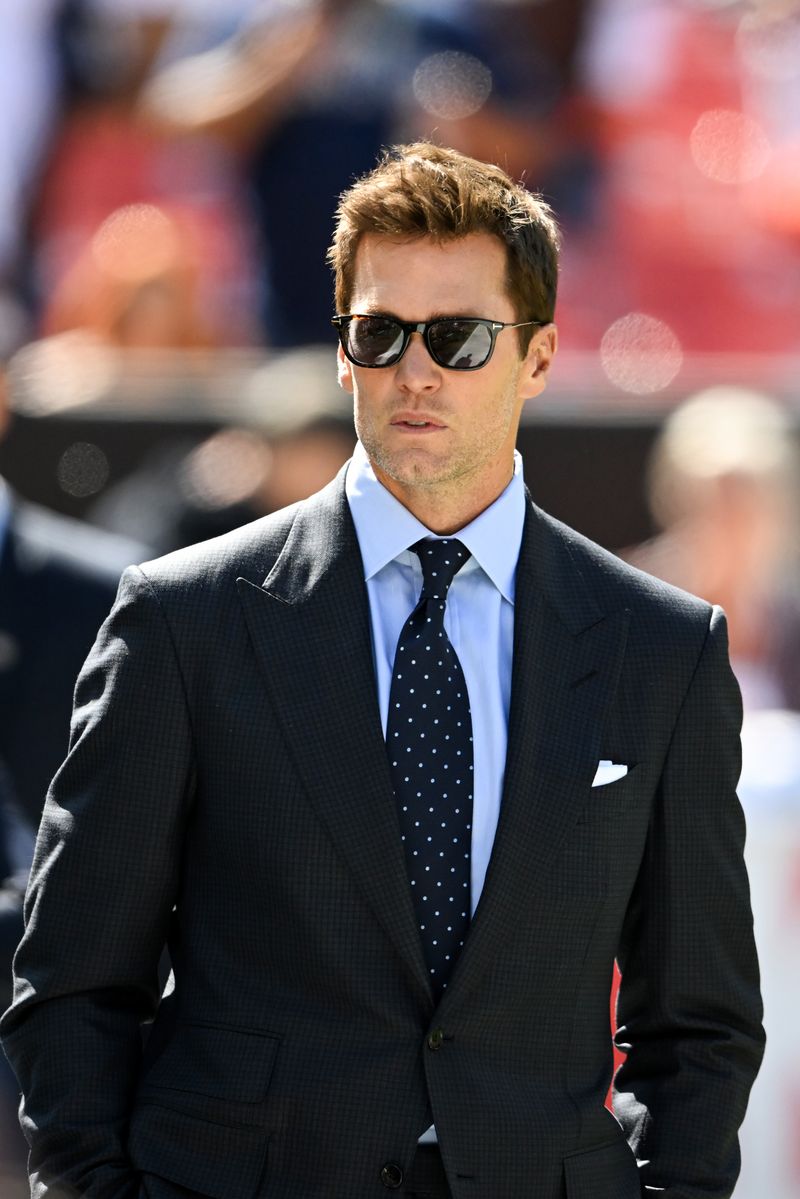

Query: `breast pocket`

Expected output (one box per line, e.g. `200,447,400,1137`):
577,764,641,824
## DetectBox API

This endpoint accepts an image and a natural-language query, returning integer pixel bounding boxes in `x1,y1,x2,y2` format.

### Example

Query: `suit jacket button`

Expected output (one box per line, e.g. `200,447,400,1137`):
427,1027,444,1050
380,1162,404,1188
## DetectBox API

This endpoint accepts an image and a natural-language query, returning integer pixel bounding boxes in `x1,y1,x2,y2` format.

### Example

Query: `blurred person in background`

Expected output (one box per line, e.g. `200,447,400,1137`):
0,332,147,1193
25,0,259,347
16,0,602,357
627,387,800,713
0,0,175,316
0,0,63,312
399,0,598,225
141,0,491,347
141,0,596,348
20,194,355,554
0,344,148,832
43,199,217,349
89,348,356,553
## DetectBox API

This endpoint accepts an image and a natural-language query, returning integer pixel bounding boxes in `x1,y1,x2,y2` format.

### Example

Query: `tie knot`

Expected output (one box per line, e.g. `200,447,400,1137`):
412,539,470,600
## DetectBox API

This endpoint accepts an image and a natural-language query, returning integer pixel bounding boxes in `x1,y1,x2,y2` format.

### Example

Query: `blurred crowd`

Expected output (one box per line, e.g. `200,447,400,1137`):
1,0,799,356
1,0,799,1194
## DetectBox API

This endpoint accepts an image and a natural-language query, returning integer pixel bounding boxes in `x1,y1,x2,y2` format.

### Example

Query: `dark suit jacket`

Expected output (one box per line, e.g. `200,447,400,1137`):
0,470,764,1199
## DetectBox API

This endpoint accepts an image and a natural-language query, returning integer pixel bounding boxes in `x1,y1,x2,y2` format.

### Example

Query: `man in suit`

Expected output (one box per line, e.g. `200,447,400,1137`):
1,143,764,1198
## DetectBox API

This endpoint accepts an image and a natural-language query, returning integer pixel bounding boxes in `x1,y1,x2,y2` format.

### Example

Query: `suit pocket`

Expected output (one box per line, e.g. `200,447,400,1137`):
563,1138,642,1199
142,1021,281,1103
129,1102,268,1199
591,763,638,791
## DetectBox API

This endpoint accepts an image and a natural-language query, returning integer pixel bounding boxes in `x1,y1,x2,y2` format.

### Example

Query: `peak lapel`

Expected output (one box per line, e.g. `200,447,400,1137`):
236,477,431,1004
443,499,630,1005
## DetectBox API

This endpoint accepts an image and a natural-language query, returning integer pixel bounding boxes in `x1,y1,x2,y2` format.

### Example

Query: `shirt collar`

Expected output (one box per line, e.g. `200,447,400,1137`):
345,441,526,604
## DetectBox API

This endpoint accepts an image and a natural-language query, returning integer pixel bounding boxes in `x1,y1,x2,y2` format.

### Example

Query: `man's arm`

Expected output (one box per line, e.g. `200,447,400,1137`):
140,8,336,151
614,606,765,1197
1,567,195,1198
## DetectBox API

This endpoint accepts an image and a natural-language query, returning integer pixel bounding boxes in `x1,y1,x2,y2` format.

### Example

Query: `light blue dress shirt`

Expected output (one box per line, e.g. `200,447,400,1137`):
345,440,527,922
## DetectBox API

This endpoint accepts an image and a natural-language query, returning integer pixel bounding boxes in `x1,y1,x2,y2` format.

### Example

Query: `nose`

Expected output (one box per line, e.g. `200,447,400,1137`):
395,331,440,393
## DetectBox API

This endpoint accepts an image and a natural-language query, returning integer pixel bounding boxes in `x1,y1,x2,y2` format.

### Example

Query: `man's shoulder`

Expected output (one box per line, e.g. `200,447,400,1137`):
136,505,298,591
136,472,346,597
531,501,713,632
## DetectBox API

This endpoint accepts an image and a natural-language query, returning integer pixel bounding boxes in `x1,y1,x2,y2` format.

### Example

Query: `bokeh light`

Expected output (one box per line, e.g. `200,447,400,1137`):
10,333,118,415
689,108,771,184
56,441,110,497
412,52,492,121
600,313,683,394
181,429,270,509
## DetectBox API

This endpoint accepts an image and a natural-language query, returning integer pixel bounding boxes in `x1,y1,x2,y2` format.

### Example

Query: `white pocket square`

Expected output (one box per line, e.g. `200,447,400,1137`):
592,760,628,787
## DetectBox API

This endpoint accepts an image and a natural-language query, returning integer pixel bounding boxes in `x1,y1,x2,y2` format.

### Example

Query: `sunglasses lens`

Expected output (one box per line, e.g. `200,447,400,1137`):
429,320,492,369
347,316,405,366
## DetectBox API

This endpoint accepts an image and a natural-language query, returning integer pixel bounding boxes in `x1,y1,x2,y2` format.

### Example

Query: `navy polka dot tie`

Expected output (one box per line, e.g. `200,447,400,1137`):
386,538,473,998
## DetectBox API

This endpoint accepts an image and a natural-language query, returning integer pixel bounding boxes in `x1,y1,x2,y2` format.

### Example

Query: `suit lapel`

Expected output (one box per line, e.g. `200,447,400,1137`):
236,477,432,1004
443,498,630,1004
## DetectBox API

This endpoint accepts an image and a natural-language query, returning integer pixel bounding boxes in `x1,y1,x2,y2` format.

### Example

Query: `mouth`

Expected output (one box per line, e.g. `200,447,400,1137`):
390,415,446,431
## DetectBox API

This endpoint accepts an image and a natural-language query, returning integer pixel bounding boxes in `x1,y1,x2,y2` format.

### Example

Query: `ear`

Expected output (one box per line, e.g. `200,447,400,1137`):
337,343,354,394
519,323,558,402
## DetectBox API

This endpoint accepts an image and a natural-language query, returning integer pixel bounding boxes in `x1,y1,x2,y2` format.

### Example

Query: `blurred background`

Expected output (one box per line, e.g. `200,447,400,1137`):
0,0,798,1193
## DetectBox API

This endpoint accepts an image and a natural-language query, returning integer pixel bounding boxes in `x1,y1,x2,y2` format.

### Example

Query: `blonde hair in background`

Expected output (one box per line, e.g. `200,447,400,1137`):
648,386,800,535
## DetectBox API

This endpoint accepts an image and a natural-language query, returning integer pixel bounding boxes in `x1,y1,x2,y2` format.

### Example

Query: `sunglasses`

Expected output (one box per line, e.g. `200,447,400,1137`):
332,314,545,371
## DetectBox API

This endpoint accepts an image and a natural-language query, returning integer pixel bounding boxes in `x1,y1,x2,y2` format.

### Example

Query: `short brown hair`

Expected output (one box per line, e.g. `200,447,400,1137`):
328,142,560,351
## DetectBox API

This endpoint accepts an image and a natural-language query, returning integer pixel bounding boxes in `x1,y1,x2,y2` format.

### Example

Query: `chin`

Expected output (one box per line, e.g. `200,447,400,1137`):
375,449,446,487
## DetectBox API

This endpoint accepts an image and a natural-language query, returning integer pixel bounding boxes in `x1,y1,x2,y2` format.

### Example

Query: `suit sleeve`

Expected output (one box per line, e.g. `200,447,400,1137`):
0,566,195,1198
613,606,765,1198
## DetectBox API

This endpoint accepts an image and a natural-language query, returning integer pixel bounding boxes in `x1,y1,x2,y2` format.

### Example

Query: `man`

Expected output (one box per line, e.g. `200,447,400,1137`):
1,143,764,1198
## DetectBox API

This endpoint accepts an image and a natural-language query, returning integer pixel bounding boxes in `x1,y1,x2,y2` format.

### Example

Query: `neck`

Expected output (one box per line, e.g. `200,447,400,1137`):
373,465,515,535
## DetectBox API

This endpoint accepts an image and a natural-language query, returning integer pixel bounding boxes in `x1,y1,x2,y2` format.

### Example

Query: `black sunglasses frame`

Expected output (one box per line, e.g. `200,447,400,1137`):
331,314,546,371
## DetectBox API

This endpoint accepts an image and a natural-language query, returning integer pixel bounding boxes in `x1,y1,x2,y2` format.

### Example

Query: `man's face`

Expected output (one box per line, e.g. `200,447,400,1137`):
338,233,556,528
